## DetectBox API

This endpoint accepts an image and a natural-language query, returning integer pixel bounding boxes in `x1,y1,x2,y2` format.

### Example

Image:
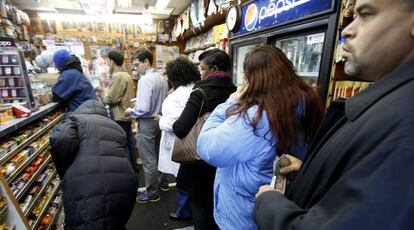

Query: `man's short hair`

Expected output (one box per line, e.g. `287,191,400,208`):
107,50,124,66
133,47,153,66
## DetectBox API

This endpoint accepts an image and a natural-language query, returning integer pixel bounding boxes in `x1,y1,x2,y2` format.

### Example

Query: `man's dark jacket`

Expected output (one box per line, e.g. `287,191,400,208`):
52,56,96,112
254,61,414,229
50,100,138,230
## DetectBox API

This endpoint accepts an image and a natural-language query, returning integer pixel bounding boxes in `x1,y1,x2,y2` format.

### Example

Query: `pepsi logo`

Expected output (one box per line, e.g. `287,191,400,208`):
244,3,258,32
0,41,12,47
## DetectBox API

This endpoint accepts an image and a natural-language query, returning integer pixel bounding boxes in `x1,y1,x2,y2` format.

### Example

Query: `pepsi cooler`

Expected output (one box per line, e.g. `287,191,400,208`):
227,0,339,103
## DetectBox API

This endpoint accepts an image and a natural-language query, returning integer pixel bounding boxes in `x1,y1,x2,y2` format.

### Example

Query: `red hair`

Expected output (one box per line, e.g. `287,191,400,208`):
228,46,324,152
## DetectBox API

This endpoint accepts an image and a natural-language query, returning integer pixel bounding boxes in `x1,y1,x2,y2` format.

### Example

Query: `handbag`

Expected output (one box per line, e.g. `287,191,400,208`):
172,88,210,164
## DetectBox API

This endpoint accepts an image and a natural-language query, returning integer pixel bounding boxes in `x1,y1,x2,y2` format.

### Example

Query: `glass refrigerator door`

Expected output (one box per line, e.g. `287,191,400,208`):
233,43,259,86
274,32,325,88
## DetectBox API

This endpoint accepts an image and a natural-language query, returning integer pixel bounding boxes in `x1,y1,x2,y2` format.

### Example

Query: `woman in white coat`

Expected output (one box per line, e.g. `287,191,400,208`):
157,56,200,220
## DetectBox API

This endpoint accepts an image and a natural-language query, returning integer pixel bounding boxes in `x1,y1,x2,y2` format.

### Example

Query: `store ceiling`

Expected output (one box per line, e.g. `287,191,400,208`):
10,0,192,19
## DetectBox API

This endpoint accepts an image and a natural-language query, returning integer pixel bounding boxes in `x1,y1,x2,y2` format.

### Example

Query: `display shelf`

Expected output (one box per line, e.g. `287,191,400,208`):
24,170,57,216
181,11,227,41
0,64,20,67
0,172,31,229
0,111,61,164
46,198,62,230
0,205,6,216
6,140,50,183
15,156,52,200
31,182,60,229
0,102,60,140
0,87,26,89
184,44,215,54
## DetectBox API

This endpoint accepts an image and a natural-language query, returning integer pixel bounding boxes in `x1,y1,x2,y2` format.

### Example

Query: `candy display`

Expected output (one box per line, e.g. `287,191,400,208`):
0,107,62,229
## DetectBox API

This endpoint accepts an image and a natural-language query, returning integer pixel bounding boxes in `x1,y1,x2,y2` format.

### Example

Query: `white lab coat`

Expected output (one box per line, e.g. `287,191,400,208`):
158,83,195,176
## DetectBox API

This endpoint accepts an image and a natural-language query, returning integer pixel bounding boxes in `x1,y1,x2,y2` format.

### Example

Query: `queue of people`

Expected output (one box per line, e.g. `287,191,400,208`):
48,0,414,228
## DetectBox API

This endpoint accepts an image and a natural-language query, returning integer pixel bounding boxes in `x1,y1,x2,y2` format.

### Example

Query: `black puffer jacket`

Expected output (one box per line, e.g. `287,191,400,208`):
50,100,138,230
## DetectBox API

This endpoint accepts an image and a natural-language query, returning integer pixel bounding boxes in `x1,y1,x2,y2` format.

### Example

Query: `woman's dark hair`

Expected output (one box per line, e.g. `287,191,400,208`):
108,50,124,66
166,56,200,89
133,47,153,65
228,45,324,152
198,48,231,72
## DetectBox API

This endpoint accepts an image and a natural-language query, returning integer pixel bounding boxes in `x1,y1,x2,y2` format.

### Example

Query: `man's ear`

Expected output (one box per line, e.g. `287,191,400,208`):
411,11,414,37
144,58,151,66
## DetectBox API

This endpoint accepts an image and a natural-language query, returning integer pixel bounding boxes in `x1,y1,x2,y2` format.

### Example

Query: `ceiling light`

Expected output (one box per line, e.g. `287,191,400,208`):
117,0,132,8
155,0,171,9
79,0,115,15
38,12,153,26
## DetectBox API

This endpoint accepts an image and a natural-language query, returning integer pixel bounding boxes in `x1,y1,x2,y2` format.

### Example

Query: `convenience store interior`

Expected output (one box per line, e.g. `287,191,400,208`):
0,0,366,229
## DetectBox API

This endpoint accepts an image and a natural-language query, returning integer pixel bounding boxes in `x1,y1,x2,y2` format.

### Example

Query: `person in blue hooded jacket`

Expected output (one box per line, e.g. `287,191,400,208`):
197,46,324,230
52,49,96,112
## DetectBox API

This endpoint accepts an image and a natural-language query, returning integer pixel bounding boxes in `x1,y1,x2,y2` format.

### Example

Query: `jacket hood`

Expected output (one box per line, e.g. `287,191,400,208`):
72,100,107,117
204,71,232,80
61,56,83,73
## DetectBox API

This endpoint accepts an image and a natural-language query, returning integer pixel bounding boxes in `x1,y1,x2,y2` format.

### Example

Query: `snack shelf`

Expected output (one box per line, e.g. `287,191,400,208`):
46,198,63,230
0,112,61,165
6,140,50,183
31,181,60,229
0,102,60,140
23,170,57,217
0,205,6,216
15,156,52,201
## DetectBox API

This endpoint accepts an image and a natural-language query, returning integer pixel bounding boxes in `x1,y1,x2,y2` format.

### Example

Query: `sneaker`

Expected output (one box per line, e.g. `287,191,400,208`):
136,192,160,204
169,212,192,221
160,184,171,192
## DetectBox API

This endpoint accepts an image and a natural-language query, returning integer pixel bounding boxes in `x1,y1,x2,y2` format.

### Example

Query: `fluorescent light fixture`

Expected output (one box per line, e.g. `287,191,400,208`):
155,0,171,9
117,0,132,8
38,12,153,25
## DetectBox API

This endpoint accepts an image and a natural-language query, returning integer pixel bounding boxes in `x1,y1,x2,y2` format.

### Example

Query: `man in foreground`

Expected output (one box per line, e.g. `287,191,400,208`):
254,0,414,228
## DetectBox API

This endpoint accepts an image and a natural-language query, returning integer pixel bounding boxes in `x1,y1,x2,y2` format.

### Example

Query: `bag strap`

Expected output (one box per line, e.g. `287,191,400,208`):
194,88,208,118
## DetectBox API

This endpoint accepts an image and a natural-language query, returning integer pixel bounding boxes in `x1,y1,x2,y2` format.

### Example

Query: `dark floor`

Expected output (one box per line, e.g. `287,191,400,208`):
126,164,193,230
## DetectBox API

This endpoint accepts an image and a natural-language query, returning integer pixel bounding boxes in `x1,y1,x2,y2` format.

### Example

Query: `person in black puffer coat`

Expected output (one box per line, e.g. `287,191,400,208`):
50,100,138,230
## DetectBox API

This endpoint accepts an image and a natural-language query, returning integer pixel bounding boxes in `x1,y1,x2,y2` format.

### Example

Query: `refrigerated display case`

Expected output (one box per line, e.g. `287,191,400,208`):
232,38,266,86
0,38,36,110
227,0,338,103
274,31,326,88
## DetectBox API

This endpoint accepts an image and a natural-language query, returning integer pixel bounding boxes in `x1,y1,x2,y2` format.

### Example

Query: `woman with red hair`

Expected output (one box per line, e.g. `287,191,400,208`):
197,46,324,229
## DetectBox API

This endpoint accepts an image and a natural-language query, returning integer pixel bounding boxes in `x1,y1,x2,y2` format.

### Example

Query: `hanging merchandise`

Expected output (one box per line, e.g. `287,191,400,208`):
183,9,190,32
173,17,182,38
190,0,199,28
0,0,6,18
207,0,217,16
198,0,206,26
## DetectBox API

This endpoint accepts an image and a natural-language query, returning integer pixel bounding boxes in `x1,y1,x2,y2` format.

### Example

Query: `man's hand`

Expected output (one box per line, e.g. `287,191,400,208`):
125,108,133,115
154,114,161,123
256,185,277,198
279,154,302,175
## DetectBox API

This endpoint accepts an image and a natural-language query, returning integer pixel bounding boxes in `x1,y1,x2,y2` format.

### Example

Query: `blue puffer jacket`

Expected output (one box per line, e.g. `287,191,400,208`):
197,99,307,230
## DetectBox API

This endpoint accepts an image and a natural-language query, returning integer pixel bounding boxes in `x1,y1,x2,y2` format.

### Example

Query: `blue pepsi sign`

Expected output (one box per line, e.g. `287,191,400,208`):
234,0,335,37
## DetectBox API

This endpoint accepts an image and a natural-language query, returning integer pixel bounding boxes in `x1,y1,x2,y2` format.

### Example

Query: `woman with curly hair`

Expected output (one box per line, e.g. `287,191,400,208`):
197,46,324,229
157,56,200,220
